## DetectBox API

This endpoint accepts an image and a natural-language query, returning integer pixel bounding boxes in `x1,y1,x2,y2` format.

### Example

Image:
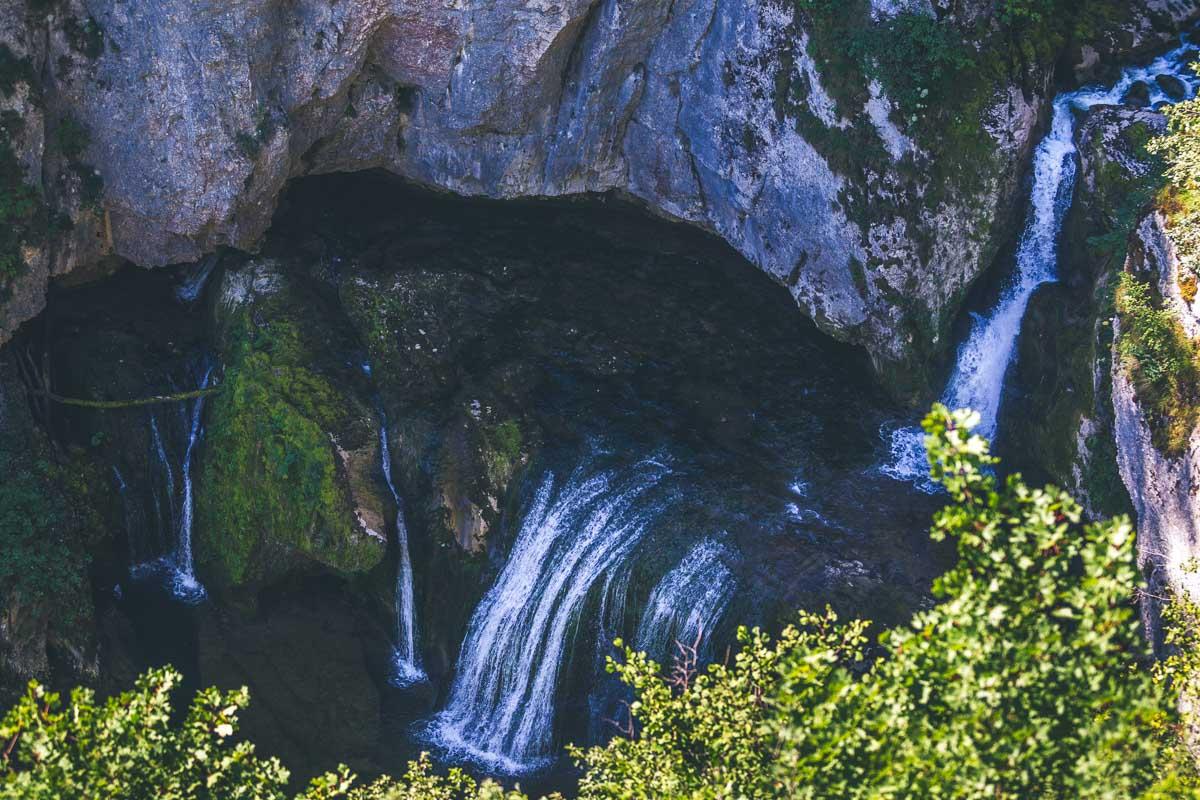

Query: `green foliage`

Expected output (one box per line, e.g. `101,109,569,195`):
347,755,535,800
0,667,353,800
851,13,974,123
1115,273,1200,455
7,408,1200,798
1150,68,1200,294
0,449,85,611
197,315,383,587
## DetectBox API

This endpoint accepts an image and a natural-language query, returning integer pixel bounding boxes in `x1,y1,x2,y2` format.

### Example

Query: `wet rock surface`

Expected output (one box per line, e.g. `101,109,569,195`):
1001,106,1162,519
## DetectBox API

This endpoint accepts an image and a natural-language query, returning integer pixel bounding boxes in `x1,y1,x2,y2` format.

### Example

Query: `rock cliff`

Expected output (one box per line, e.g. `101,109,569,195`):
9,0,1192,392
1113,212,1200,634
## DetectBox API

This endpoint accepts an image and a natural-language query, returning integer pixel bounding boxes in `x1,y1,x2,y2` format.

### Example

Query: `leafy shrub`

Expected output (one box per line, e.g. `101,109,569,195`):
850,13,974,122
0,668,353,800
1116,273,1200,455
575,406,1197,798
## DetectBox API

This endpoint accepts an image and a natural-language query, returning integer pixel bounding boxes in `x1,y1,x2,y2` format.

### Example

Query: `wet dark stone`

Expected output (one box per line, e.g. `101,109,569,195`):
1123,80,1152,108
1175,47,1200,69
1156,74,1187,101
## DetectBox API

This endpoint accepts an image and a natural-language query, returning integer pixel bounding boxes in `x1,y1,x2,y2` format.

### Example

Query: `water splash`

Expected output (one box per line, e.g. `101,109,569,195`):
424,457,669,773
635,538,735,661
883,40,1200,488
380,418,426,686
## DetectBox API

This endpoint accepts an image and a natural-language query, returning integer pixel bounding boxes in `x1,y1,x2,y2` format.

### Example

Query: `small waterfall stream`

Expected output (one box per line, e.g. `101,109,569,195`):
170,366,213,601
380,418,426,686
425,457,670,773
131,366,213,603
635,538,736,661
885,41,1200,487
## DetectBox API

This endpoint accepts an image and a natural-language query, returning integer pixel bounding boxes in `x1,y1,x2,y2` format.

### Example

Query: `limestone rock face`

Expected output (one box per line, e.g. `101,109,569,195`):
1112,214,1200,635
1,0,1197,384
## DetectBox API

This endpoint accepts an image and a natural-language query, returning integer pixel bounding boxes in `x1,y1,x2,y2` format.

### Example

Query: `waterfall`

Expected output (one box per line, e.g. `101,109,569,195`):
175,253,220,304
170,366,213,602
132,366,213,603
635,538,735,662
149,414,177,539
884,40,1200,488
425,457,669,773
380,419,426,686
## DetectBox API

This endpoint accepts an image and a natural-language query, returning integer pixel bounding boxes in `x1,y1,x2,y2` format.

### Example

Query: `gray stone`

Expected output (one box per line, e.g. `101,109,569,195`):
0,0,1194,386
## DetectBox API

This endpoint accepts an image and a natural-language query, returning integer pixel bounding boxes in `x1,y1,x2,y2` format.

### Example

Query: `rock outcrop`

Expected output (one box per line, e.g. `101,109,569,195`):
1113,212,1200,631
195,259,389,593
13,0,1185,392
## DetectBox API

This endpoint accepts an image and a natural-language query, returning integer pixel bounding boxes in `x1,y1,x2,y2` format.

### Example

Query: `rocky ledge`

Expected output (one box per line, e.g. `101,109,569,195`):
3,0,1196,392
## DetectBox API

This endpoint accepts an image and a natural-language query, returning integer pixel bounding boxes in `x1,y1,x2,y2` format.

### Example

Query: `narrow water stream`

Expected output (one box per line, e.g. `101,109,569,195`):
885,39,1200,487
380,414,426,687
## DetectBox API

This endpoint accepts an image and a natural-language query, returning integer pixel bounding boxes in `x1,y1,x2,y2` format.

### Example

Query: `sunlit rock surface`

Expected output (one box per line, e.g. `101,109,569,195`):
10,0,1192,385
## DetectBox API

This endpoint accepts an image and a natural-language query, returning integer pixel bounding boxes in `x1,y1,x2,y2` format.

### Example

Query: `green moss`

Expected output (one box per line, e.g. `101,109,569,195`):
0,410,108,630
1116,272,1200,456
196,315,383,588
481,418,523,486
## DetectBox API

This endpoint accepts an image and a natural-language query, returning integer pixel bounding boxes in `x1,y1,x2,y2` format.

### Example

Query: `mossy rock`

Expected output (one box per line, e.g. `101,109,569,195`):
196,262,386,591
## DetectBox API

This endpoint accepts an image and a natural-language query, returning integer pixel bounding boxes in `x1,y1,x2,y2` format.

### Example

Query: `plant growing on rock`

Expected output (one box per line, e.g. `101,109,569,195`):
1116,272,1200,455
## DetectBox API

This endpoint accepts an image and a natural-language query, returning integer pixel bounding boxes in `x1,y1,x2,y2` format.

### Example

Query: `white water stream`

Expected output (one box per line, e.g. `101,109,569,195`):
381,419,426,686
425,457,669,773
885,42,1200,488
635,538,735,661
133,366,213,603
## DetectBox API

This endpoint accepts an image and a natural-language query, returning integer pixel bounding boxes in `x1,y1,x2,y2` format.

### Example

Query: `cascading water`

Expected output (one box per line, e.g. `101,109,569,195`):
424,457,670,773
132,366,213,603
884,41,1200,488
170,366,213,601
380,418,426,686
635,538,735,661
149,414,176,540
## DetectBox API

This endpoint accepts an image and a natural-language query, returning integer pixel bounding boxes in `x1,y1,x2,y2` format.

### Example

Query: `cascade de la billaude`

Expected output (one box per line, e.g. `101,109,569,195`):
2,3,1200,796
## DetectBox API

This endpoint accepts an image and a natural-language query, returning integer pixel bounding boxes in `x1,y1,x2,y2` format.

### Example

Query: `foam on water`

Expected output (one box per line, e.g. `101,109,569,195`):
423,457,669,773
